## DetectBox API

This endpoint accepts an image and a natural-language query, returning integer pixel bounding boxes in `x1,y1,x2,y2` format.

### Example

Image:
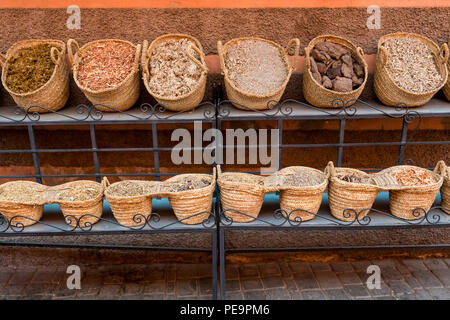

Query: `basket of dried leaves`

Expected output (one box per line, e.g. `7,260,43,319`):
0,40,70,113
0,181,49,227
103,178,161,227
440,161,450,214
372,161,446,220
303,35,368,108
161,168,215,225
265,166,329,222
67,39,141,112
141,34,208,112
374,33,448,107
324,161,380,222
217,37,300,110
55,180,104,227
217,165,268,223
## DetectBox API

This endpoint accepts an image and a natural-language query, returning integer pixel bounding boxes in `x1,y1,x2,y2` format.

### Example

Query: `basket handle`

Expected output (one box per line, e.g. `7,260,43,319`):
216,164,222,178
101,176,110,189
439,43,449,65
433,160,447,177
187,44,208,73
50,47,62,65
324,161,336,178
378,46,389,68
356,46,365,59
0,52,5,68
133,43,142,73
285,38,300,71
67,39,80,65
217,40,226,76
141,40,150,79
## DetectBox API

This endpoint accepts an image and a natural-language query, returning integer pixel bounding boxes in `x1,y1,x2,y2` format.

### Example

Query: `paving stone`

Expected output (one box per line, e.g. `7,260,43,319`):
239,264,259,278
412,289,433,300
122,283,143,295
324,288,350,300
404,275,422,289
1,285,25,296
431,269,450,287
279,263,293,277
314,270,342,289
196,264,213,278
242,278,263,291
196,295,212,300
444,259,450,267
401,259,428,272
370,259,397,268
176,279,197,297
225,291,244,300
164,294,177,300
301,289,326,300
244,290,267,300
176,264,199,280
22,283,49,297
97,284,123,299
293,272,319,290
143,293,165,300
54,284,78,298
289,261,311,274
198,277,213,295
309,262,331,272
427,288,450,300
144,266,166,282
165,265,176,282
381,266,404,282
120,294,143,300
166,281,175,294
290,291,303,300
261,276,284,289
225,264,239,280
143,280,165,294
7,269,36,285
350,261,373,272
343,285,371,298
103,274,125,285
330,261,353,273
284,278,298,292
31,267,63,284
265,288,291,300
225,279,241,292
367,281,393,297
388,281,414,296
0,270,13,287
337,272,362,285
375,295,396,300
423,259,448,271
259,263,281,278
411,270,443,288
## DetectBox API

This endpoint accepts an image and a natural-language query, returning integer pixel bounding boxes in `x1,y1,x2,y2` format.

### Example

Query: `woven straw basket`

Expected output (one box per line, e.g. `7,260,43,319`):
441,163,450,214
141,34,208,112
217,37,300,110
374,33,449,107
303,35,368,108
372,161,445,220
0,40,70,113
217,166,267,223
444,38,450,101
103,178,161,227
325,162,380,222
54,180,104,227
0,181,48,227
68,39,141,112
265,166,329,222
162,168,216,225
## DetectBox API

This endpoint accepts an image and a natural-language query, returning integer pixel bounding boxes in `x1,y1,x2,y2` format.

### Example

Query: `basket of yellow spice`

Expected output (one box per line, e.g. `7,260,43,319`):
0,40,70,113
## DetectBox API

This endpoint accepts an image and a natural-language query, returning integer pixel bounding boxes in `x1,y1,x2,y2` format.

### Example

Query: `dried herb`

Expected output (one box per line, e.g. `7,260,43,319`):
108,181,157,197
0,184,44,203
393,168,435,186
77,42,135,91
225,40,288,95
165,176,211,192
221,175,264,186
6,44,55,94
281,170,323,187
57,185,101,201
337,173,369,184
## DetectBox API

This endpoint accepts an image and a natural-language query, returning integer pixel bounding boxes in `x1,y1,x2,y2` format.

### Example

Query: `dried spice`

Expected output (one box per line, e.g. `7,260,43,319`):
149,38,202,97
280,170,323,187
225,40,288,96
165,176,211,192
108,181,158,197
393,168,435,186
0,184,43,203
57,185,101,201
77,42,135,91
337,173,370,184
221,174,264,186
382,37,443,93
309,41,364,92
6,44,55,94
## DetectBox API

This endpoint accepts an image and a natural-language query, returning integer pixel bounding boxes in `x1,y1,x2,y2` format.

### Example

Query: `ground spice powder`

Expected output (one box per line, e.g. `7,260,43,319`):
6,44,55,94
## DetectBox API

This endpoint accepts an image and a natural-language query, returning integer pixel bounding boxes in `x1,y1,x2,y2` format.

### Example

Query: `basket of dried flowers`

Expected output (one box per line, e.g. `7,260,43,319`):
217,37,300,110
0,181,48,227
325,161,380,222
441,161,450,214
303,35,368,108
54,180,104,227
161,168,216,225
0,39,70,113
374,32,448,107
103,178,161,227
217,166,267,223
67,39,141,112
372,161,446,220
265,166,329,222
141,34,208,112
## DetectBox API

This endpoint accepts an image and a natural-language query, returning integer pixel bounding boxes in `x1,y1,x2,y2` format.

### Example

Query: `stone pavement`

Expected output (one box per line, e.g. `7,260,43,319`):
0,257,449,300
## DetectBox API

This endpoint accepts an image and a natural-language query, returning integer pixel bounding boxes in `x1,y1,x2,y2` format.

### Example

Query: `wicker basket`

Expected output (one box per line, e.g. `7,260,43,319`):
0,40,70,113
217,166,267,223
141,34,208,112
325,162,380,222
103,178,161,227
162,168,216,225
217,37,300,110
0,181,48,227
303,35,368,108
372,162,445,220
374,32,449,107
68,39,141,112
441,162,450,214
444,38,450,101
266,166,328,222
54,180,104,227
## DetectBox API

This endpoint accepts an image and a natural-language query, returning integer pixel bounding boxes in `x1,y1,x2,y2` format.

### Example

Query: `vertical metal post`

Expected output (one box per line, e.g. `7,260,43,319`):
89,124,101,182
397,117,409,165
337,119,346,167
212,229,218,300
152,123,161,181
27,125,42,183
277,119,283,171
219,227,226,300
